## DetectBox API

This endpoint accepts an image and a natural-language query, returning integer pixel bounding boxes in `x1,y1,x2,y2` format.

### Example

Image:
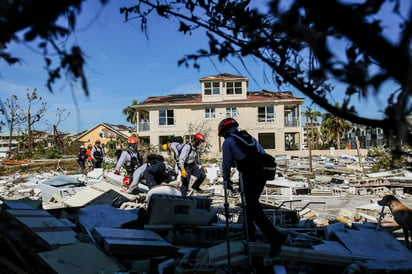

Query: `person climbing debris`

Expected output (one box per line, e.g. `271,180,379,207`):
178,133,207,195
218,117,287,258
114,136,143,186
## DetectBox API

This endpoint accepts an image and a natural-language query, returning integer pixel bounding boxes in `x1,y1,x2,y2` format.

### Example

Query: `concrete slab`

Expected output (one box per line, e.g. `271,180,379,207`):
38,242,121,274
63,187,105,207
78,204,140,232
334,228,412,261
4,208,77,246
146,194,217,226
92,227,176,256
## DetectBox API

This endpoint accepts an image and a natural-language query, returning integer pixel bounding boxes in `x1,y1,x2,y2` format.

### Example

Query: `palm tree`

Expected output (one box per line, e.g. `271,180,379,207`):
122,99,138,124
321,112,352,150
302,107,322,149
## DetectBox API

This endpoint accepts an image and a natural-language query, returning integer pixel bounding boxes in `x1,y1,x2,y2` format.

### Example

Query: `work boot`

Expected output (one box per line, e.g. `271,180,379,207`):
180,185,188,196
193,187,203,193
269,232,288,258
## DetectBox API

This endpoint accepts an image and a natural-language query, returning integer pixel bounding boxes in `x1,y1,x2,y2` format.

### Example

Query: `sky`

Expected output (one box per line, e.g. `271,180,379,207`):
0,0,405,134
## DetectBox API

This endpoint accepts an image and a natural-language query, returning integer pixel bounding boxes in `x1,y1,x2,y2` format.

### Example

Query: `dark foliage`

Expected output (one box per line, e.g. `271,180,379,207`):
120,0,412,155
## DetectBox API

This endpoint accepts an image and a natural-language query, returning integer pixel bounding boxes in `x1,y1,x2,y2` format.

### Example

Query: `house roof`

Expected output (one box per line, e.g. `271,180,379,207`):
136,90,304,107
73,123,133,141
198,73,248,81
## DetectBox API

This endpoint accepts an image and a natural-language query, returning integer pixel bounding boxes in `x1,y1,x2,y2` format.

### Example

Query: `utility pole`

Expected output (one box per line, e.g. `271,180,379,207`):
355,136,365,175
309,135,313,173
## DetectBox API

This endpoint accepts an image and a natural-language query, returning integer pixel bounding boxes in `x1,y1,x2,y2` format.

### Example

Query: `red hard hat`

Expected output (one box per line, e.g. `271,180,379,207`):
95,140,101,144
218,118,239,136
128,136,138,144
194,133,205,143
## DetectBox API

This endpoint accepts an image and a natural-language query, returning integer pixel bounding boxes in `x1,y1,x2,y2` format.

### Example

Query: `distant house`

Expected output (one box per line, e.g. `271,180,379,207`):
132,73,305,158
0,130,57,151
74,123,134,151
342,124,385,149
0,131,21,150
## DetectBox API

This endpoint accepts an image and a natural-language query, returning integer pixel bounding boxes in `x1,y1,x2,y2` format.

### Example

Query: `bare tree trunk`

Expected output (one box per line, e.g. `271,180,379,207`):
53,125,58,149
337,131,341,150
8,117,14,151
27,110,32,151
306,116,313,172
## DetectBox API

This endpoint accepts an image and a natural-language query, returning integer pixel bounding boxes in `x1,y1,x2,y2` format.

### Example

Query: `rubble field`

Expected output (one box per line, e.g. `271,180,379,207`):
0,158,411,273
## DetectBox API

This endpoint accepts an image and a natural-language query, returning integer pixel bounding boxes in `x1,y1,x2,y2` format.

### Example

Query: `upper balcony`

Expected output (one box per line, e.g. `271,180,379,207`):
284,117,300,127
284,105,300,127
138,121,150,132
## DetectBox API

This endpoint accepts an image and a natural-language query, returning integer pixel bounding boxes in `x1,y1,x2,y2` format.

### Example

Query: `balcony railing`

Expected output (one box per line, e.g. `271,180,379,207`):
284,117,300,127
138,122,150,132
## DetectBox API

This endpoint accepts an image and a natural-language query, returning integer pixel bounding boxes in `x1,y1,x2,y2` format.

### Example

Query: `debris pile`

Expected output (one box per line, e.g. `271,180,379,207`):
0,159,411,273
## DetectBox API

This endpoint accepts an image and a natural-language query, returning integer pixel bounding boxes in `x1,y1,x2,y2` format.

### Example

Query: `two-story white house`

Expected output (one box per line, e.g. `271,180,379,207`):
132,73,304,158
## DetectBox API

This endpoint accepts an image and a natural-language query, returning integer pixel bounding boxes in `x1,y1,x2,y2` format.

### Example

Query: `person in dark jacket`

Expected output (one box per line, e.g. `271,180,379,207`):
143,154,173,189
77,145,87,173
218,117,287,258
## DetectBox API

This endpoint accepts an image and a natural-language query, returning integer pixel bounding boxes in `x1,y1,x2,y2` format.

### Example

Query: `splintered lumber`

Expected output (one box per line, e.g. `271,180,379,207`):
2,159,33,165
92,227,177,257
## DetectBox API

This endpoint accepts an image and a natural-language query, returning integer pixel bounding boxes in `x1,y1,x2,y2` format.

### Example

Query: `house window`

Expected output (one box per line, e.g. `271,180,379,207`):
258,106,274,122
226,81,242,95
226,107,238,118
205,108,215,119
99,132,104,138
258,133,275,149
159,109,175,126
204,82,220,95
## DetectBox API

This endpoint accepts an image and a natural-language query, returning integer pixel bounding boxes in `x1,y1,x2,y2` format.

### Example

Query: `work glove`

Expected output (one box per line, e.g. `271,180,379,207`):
114,170,120,175
202,166,208,173
181,168,187,178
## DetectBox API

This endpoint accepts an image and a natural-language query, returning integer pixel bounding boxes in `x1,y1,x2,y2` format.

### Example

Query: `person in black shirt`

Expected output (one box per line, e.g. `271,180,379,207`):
77,145,87,173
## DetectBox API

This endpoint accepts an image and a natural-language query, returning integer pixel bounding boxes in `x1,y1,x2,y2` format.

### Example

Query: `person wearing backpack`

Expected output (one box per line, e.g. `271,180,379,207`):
162,136,185,173
218,117,287,258
122,154,176,193
169,136,184,164
114,136,143,185
178,133,206,195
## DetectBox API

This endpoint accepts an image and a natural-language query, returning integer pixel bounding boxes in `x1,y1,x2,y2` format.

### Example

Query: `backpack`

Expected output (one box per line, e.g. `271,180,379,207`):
171,136,184,144
125,148,143,173
170,137,187,162
93,146,104,162
230,130,277,180
178,143,193,163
